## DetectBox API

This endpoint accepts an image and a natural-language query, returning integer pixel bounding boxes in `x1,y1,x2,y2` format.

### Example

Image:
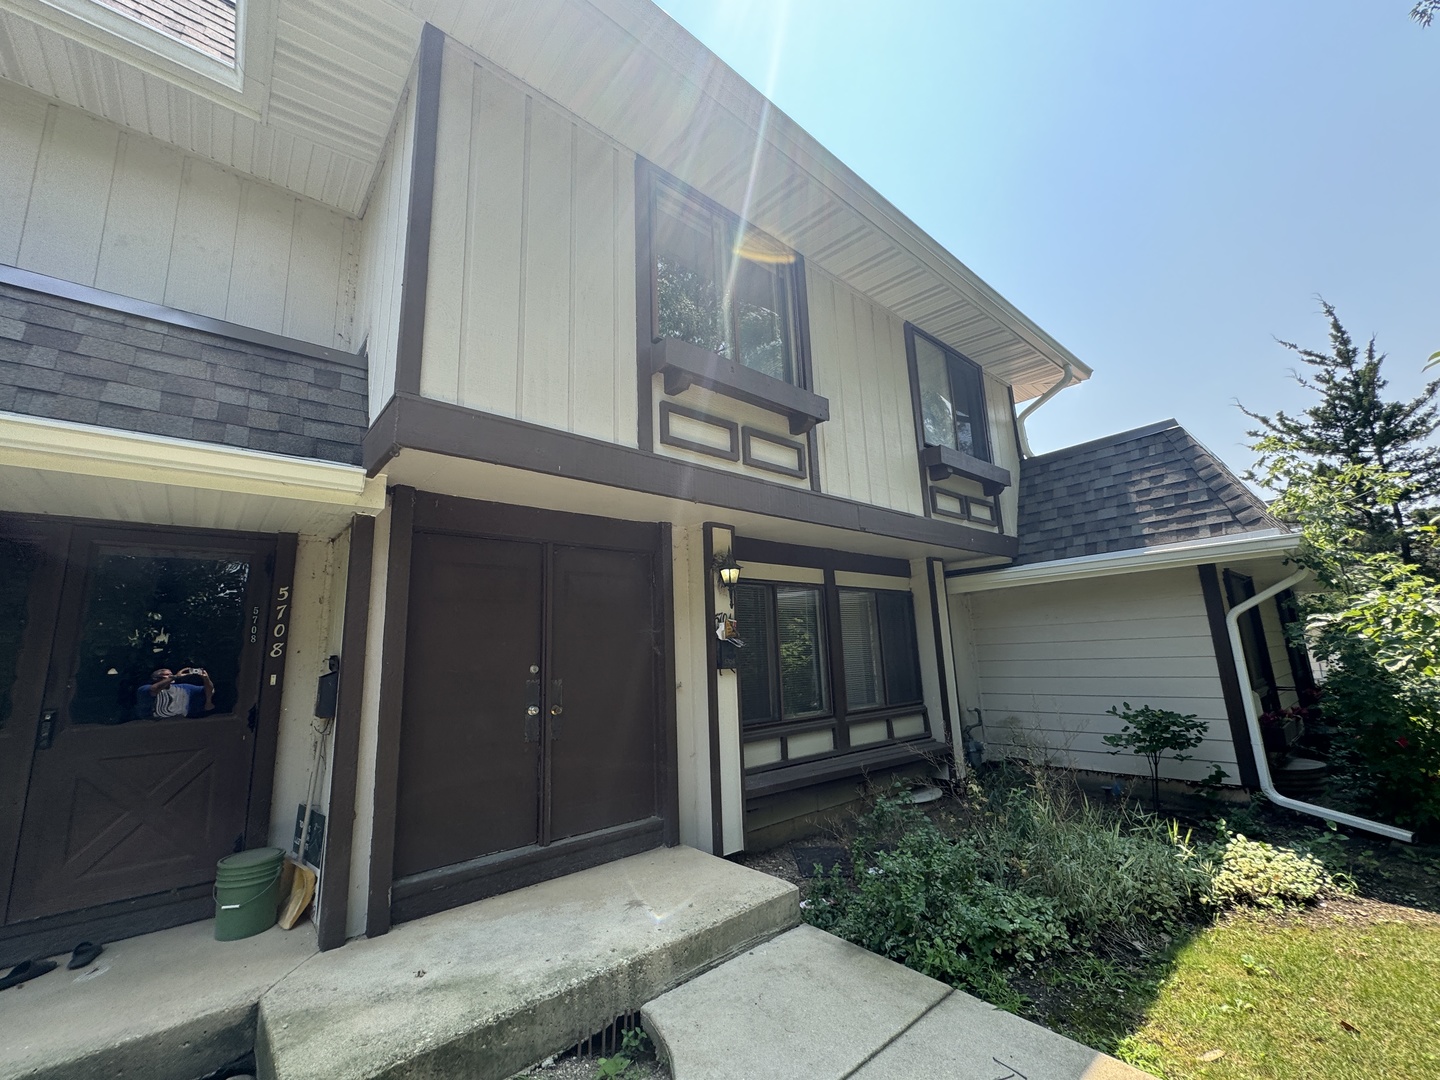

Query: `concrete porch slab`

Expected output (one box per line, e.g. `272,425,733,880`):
256,846,799,1080
642,925,1153,1080
0,919,316,1080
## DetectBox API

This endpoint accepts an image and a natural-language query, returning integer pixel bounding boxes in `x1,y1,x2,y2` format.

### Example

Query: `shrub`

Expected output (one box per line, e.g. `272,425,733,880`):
1204,834,1334,910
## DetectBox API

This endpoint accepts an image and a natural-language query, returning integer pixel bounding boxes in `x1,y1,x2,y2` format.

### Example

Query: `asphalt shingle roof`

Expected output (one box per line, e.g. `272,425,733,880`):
1015,419,1281,565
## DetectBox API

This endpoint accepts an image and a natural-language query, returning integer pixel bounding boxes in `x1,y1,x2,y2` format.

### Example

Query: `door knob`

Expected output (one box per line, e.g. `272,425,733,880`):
527,705,540,716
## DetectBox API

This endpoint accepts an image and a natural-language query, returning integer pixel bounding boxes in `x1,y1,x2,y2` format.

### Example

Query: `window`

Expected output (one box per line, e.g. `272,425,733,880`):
838,589,923,712
734,582,924,729
735,584,829,725
911,329,990,462
652,178,800,385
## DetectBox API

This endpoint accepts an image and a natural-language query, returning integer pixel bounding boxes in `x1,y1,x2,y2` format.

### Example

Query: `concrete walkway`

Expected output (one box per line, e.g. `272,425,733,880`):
644,925,1153,1080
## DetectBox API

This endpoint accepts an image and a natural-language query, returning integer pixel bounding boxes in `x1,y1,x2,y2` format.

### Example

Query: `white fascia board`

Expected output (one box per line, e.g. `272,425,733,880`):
945,530,1301,595
0,412,386,510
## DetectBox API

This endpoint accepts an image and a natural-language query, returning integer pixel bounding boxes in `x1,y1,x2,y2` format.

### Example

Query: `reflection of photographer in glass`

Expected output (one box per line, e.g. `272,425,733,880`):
137,666,216,719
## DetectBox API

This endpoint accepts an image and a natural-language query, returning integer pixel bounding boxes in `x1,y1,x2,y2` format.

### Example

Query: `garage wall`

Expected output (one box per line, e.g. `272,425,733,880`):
962,567,1240,783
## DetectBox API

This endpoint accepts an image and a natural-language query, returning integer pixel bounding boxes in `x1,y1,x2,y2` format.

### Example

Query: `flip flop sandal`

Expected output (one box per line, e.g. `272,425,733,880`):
67,941,103,970
0,958,57,990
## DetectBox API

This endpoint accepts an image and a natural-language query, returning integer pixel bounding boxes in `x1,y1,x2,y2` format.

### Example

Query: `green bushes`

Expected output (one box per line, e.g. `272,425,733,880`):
803,781,1348,1004
1204,834,1335,910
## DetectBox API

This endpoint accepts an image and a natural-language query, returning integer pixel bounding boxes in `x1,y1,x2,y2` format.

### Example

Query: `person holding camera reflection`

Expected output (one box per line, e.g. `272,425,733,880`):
137,666,215,719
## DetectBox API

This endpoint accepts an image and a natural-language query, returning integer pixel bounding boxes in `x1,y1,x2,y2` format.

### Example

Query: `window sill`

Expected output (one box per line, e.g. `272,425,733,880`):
920,444,1012,495
654,337,830,435
743,737,948,801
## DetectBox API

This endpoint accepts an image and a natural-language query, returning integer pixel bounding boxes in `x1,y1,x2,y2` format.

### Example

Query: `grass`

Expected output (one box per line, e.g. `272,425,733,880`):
1116,911,1440,1080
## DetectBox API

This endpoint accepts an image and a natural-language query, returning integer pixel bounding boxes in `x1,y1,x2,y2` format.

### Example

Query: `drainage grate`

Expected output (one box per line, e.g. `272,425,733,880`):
570,1010,643,1058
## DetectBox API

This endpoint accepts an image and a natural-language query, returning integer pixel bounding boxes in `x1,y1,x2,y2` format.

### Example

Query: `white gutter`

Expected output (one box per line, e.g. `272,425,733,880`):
947,529,1299,595
1225,569,1414,843
1015,361,1076,458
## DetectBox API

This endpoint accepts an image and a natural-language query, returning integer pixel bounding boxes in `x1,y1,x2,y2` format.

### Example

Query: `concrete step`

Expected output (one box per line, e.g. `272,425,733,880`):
256,846,799,1080
0,919,315,1080
642,925,1154,1080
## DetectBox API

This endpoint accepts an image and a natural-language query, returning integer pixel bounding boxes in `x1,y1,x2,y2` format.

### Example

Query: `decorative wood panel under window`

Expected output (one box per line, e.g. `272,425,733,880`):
734,581,926,771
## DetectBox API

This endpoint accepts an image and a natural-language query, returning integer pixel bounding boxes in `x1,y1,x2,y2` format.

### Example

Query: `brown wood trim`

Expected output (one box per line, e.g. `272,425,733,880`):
1224,570,1281,716
657,524,681,847
635,158,656,453
654,337,830,435
1197,563,1261,789
0,887,211,970
316,514,375,952
903,322,932,518
366,487,416,938
658,401,740,462
0,263,365,370
394,23,445,398
364,394,1020,558
821,568,850,751
920,444,1011,494
926,558,953,754
793,256,822,494
413,492,660,553
743,738,948,801
702,522,725,854
741,427,807,479
245,533,297,848
731,537,910,578
390,818,664,924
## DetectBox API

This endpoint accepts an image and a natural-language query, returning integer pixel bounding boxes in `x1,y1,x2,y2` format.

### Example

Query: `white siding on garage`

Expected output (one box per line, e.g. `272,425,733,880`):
964,568,1239,782
0,84,358,351
419,42,638,446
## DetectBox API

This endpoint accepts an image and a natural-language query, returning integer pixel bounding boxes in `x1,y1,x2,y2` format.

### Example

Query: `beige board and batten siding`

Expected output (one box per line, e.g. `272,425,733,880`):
419,42,638,446
354,75,415,418
986,372,1020,535
0,84,358,350
964,568,1239,782
807,266,925,516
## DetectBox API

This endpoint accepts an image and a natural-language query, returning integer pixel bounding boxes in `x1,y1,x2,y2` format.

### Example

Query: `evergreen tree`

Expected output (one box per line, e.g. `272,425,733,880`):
1241,300,1440,566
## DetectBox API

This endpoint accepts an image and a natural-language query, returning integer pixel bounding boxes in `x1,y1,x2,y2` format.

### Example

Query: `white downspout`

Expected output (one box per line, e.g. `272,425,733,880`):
1225,569,1414,843
1015,362,1075,458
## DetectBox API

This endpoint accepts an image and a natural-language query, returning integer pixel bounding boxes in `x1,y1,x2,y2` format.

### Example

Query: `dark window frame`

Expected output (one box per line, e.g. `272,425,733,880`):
637,161,829,438
734,576,928,756
903,323,1012,502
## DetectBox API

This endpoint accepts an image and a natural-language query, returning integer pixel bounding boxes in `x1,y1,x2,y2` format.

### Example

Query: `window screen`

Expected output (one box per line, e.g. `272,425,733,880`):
839,588,923,712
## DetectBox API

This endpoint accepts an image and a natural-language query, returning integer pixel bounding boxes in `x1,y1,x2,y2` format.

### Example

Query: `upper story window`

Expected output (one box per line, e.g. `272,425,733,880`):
911,328,990,462
95,0,237,66
652,177,800,385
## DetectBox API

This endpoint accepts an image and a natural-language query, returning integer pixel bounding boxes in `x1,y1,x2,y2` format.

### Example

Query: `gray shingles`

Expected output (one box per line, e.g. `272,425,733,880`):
0,281,366,465
1015,420,1282,565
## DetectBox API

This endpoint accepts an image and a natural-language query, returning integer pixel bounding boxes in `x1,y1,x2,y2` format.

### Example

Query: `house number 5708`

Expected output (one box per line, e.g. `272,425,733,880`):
270,585,291,658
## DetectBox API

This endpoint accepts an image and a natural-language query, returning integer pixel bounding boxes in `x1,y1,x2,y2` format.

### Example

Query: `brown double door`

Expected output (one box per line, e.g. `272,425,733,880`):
0,516,277,946
392,513,662,894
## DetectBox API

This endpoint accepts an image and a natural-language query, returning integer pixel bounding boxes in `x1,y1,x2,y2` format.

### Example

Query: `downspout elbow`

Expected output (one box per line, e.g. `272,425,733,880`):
1225,568,1413,843
1015,362,1075,459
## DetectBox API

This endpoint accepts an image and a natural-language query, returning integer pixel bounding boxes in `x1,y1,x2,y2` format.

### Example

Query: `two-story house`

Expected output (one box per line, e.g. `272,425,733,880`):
0,0,1311,966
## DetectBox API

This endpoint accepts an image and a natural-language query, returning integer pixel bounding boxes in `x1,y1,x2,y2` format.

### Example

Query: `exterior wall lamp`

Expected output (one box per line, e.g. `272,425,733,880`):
712,551,743,671
713,550,742,604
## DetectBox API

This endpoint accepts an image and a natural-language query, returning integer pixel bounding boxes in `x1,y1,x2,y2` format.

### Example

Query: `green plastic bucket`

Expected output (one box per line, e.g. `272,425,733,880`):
214,846,284,941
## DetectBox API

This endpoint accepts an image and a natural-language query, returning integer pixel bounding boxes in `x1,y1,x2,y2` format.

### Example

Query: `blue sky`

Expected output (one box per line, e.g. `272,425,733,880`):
655,1,1439,474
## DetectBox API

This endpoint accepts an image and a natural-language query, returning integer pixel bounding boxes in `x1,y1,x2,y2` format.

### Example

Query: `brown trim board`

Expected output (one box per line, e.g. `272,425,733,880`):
245,533,297,849
366,487,416,938
317,514,376,952
393,23,445,398
1197,563,1261,790
365,394,1018,558
703,522,725,854
658,523,681,848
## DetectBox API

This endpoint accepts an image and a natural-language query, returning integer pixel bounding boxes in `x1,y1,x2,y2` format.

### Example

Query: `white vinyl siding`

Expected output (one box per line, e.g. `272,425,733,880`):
964,568,1239,782
806,265,926,516
419,42,637,446
0,86,358,352
354,77,416,418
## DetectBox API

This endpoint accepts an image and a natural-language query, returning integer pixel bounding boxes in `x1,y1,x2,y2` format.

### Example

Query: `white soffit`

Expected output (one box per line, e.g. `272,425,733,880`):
0,0,420,213
407,0,1089,402
945,530,1301,594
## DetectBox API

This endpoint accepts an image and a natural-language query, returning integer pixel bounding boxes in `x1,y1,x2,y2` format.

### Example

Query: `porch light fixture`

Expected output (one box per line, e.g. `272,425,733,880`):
713,550,742,602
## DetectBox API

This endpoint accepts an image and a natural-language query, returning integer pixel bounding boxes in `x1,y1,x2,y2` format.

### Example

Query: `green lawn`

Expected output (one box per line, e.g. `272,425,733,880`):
1116,909,1440,1080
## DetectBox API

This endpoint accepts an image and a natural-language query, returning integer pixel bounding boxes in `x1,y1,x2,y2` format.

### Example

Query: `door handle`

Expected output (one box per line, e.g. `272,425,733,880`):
549,678,564,737
36,709,56,750
524,679,541,742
